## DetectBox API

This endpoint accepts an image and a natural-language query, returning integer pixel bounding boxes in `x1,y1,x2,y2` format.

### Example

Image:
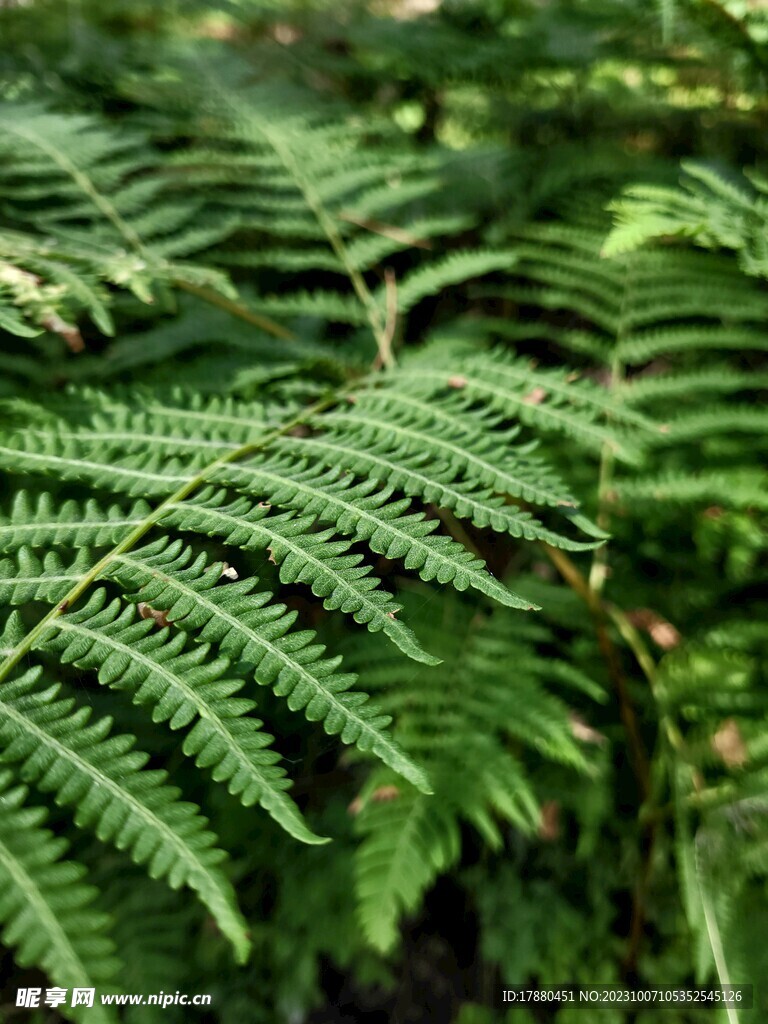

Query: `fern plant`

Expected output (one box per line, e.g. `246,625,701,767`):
345,588,604,954
0,103,238,346
2,2,767,1021
0,71,618,1000
485,218,768,514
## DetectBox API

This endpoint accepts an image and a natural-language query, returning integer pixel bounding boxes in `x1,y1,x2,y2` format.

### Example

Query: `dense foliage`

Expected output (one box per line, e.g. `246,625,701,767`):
0,1,766,1021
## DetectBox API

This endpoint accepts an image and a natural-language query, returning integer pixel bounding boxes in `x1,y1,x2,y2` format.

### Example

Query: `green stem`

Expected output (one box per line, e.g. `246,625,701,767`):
2,112,297,344
542,544,652,798
216,90,395,369
695,836,740,1024
589,254,632,595
588,360,624,595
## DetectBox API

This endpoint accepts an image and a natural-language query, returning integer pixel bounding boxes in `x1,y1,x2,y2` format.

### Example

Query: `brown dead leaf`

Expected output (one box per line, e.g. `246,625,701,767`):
522,386,547,405
712,719,748,768
626,608,681,650
538,800,560,841
42,313,84,353
371,785,401,803
569,712,608,747
648,620,681,650
138,602,171,628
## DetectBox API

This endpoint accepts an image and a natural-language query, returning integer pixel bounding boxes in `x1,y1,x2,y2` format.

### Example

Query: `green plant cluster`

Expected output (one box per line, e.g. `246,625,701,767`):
0,2,766,1022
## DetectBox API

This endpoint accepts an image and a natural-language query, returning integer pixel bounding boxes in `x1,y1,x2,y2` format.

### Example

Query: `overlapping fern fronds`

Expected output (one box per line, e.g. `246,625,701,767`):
605,162,768,279
0,770,119,1024
345,589,604,952
158,77,516,366
0,346,611,975
489,220,768,510
657,625,768,987
0,103,234,343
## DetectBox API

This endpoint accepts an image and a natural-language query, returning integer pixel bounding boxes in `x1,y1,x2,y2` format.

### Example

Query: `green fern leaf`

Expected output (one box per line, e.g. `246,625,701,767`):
355,784,460,953
32,580,326,843
104,539,431,794
214,454,535,609
387,249,517,315
0,771,118,1024
0,492,150,553
163,488,437,665
0,661,250,962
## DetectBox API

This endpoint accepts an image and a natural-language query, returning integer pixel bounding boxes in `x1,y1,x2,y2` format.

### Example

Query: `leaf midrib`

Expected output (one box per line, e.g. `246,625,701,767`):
0,834,101,1004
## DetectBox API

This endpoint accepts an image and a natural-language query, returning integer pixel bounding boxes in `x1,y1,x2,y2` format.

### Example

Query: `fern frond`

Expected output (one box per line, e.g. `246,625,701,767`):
354,785,460,953
383,348,649,460
0,546,94,605
244,290,368,325
344,214,471,270
620,367,768,406
105,541,431,794
0,315,601,971
214,454,535,609
64,303,325,385
498,220,768,525
0,103,233,338
0,435,204,497
605,162,767,275
648,406,768,445
0,539,423,826
0,771,118,1024
616,326,768,366
611,470,768,510
348,591,596,952
386,249,516,315
0,658,250,962
272,434,597,549
96,869,194,1023
323,390,583,510
44,588,328,842
504,225,768,369
163,489,436,665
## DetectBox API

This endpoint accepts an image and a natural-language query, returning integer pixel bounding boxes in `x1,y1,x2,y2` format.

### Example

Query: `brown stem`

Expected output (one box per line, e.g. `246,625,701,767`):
174,280,296,340
542,545,651,800
541,543,656,981
623,820,657,983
